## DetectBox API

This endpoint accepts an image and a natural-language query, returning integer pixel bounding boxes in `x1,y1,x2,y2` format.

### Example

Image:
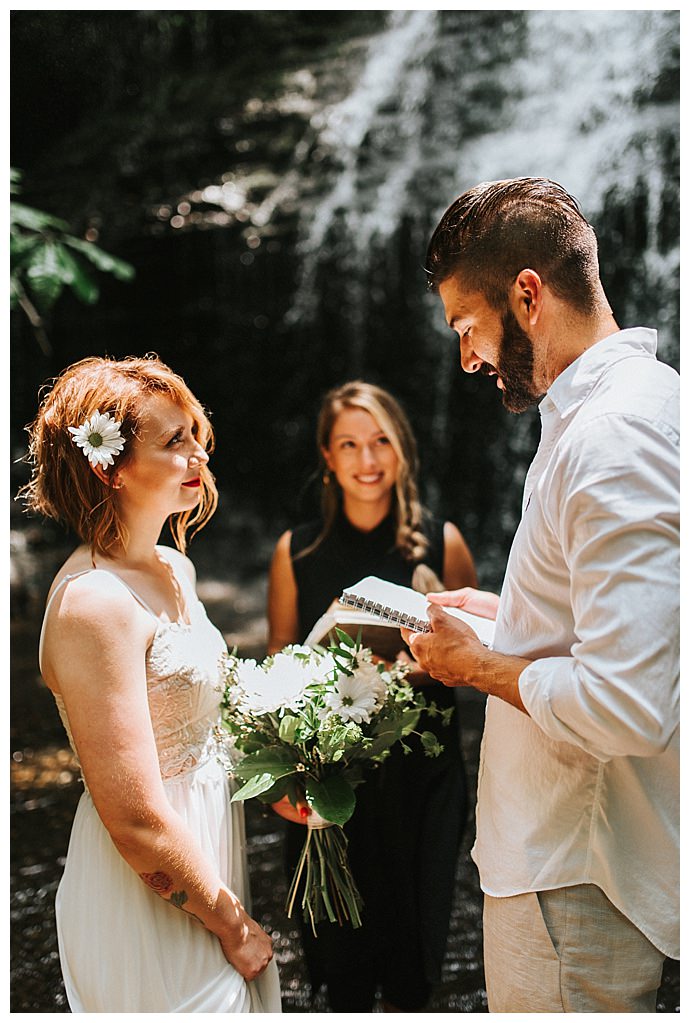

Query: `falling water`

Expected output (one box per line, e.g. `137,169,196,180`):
286,9,438,347
287,10,678,325
271,8,677,523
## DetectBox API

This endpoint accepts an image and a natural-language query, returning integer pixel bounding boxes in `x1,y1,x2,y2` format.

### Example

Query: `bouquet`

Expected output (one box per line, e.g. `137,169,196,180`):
221,631,449,932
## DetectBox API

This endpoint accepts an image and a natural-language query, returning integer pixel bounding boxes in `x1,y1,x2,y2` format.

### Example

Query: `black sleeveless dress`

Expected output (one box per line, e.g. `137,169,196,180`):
286,511,468,1011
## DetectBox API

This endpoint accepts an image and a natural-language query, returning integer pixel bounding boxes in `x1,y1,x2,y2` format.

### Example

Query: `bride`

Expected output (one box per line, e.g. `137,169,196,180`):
21,355,282,1013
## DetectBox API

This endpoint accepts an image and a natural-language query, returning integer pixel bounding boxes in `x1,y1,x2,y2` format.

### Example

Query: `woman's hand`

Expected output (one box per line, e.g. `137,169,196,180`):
217,895,274,980
270,794,331,829
427,586,500,621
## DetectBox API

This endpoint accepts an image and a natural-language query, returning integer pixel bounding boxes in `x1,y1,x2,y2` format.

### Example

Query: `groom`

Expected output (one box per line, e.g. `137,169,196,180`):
404,177,679,1012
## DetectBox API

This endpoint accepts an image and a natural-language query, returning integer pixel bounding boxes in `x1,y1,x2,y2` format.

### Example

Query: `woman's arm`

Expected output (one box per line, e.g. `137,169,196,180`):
41,573,273,981
267,530,299,654
442,521,478,590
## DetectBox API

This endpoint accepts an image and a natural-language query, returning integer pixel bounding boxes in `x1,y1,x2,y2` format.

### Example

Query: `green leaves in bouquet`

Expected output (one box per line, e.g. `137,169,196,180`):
230,747,300,803
305,775,356,827
420,731,444,758
346,701,423,762
329,628,363,676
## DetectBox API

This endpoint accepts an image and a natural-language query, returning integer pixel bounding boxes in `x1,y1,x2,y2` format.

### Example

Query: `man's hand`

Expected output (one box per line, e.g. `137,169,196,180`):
401,600,531,714
401,604,484,688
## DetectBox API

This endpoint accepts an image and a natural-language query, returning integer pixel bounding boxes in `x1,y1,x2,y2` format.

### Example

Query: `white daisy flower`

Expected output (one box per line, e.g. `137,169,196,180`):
324,666,385,724
354,661,388,708
306,649,338,683
234,654,311,715
68,410,125,467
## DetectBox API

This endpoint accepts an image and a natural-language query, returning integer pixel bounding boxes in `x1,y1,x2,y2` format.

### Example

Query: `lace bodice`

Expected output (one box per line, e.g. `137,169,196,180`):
47,564,230,784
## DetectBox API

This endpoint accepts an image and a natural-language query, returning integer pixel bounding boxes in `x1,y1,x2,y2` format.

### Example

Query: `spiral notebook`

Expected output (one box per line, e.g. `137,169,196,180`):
338,575,495,647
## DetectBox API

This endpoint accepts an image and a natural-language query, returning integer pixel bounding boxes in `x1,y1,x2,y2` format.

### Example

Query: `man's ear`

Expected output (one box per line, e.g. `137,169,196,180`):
510,269,543,328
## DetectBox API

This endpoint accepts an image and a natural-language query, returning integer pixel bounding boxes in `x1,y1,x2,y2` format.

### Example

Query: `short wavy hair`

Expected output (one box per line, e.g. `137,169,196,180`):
20,355,218,557
426,176,601,313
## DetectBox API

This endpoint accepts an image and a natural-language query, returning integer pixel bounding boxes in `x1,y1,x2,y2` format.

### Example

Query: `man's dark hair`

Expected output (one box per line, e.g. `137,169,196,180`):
426,177,601,312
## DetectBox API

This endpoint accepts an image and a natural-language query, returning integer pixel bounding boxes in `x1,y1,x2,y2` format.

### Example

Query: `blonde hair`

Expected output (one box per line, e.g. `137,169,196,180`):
310,380,429,562
20,355,218,557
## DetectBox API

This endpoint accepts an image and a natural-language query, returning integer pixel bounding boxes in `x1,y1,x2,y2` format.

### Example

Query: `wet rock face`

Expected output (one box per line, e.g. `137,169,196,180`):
12,11,679,592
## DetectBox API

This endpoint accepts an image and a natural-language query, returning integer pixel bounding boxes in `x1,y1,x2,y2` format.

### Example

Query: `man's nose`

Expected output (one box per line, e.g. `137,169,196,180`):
460,336,483,374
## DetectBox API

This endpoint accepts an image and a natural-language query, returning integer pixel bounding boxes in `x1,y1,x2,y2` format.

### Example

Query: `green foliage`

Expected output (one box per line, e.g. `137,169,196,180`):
10,168,135,348
221,637,446,930
305,774,356,827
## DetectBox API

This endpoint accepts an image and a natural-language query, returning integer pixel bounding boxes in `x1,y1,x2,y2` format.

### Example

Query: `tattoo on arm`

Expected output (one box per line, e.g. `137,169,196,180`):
139,873,204,925
140,871,174,894
170,889,188,910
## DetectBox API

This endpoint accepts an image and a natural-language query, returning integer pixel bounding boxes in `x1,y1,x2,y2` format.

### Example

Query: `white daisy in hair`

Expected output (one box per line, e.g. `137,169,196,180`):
68,410,125,467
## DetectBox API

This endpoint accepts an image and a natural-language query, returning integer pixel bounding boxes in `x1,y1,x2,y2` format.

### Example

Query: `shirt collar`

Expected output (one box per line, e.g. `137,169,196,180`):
542,327,658,419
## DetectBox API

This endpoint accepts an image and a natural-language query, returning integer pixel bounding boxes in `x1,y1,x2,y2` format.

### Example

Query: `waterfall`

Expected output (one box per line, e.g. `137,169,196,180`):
285,10,439,352
267,8,678,571
285,9,678,339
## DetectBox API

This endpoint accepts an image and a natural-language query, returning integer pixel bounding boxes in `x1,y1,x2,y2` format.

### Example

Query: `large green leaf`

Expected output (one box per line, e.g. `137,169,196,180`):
10,201,69,233
279,715,299,743
10,232,41,266
55,244,100,304
230,772,277,803
65,236,135,281
305,774,356,826
232,746,299,781
25,243,64,308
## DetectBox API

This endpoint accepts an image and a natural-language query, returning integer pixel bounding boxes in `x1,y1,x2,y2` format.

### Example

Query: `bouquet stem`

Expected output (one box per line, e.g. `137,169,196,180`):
286,824,363,933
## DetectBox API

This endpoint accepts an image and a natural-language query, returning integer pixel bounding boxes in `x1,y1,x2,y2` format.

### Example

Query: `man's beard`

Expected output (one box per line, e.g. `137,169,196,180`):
481,308,544,414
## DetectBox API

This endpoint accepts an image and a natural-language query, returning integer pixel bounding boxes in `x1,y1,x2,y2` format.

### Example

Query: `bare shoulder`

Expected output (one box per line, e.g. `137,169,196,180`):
443,520,478,589
274,530,293,558
157,544,197,586
49,569,150,633
41,569,155,691
270,530,295,577
443,520,464,543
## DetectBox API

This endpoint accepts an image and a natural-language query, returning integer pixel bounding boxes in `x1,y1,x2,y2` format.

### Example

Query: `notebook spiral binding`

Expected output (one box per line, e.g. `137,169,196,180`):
339,591,431,634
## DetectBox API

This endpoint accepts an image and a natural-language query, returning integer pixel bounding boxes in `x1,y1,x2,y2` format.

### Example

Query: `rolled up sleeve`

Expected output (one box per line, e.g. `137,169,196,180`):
518,413,679,761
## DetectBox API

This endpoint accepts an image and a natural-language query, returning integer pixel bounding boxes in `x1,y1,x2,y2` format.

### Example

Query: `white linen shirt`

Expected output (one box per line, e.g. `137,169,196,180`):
471,327,679,958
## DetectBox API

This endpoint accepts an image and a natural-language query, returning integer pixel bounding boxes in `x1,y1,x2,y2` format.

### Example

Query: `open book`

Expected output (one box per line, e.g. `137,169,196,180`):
304,600,409,660
336,575,496,648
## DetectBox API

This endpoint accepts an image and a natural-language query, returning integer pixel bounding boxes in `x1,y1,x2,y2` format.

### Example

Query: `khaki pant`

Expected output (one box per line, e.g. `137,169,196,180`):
483,884,665,1012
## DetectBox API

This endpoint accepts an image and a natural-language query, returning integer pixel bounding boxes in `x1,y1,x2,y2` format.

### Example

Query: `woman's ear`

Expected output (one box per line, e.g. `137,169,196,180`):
321,447,333,471
89,463,121,489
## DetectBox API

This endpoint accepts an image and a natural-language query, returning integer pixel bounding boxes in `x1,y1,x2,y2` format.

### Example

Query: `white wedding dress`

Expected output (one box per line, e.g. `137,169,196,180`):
39,561,282,1013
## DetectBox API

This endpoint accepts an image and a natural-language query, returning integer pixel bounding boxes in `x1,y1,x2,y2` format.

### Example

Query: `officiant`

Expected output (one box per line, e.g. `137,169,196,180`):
267,380,477,1012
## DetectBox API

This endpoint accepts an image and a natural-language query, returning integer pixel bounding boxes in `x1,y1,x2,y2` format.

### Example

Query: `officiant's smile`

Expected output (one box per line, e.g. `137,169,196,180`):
322,406,399,514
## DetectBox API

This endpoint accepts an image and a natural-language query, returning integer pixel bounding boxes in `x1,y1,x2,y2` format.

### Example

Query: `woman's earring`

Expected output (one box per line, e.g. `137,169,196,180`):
322,470,331,486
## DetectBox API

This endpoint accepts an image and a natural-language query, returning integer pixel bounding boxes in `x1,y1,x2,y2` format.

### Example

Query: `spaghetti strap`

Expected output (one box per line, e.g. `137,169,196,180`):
38,568,160,673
